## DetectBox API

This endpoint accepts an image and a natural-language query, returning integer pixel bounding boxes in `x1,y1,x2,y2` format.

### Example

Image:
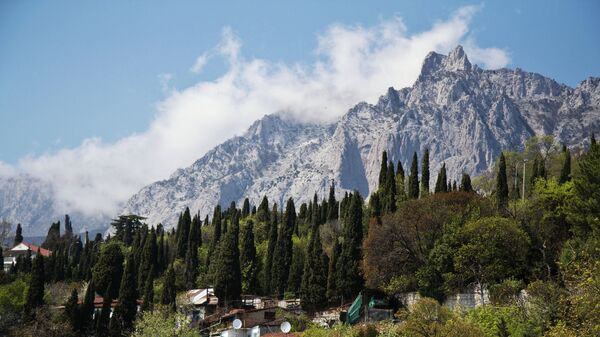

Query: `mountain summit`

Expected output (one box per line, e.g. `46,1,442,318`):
121,47,600,228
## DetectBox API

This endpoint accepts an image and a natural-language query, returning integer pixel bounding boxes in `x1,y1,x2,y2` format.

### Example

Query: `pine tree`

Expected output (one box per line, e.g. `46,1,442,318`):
271,198,296,298
161,265,176,312
591,132,597,146
327,182,339,220
140,268,154,312
300,226,328,312
64,214,73,238
496,152,509,213
138,227,157,291
157,231,165,274
14,223,24,246
24,251,45,317
213,211,242,305
242,198,251,218
378,151,388,188
368,193,382,218
92,241,125,299
80,280,96,332
559,148,572,183
434,163,447,193
460,173,473,192
383,161,397,213
421,148,430,196
287,244,305,294
264,204,278,295
176,207,192,259
408,152,420,199
96,286,113,337
118,254,138,331
396,160,407,202
65,288,79,331
326,239,341,302
240,220,259,294
336,192,364,300
256,196,270,223
207,205,222,269
184,215,201,289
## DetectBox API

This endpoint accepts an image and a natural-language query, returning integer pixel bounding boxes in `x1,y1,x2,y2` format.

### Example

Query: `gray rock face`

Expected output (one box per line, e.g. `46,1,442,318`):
122,46,600,228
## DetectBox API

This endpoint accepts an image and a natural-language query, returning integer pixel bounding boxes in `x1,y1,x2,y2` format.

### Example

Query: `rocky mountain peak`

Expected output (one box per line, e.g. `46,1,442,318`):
420,45,472,77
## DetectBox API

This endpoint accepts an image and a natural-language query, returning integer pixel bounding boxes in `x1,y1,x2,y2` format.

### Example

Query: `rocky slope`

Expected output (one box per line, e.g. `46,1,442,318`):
122,46,600,228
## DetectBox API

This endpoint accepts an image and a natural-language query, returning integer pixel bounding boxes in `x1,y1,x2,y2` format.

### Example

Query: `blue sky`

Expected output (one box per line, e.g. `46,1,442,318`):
1,0,599,164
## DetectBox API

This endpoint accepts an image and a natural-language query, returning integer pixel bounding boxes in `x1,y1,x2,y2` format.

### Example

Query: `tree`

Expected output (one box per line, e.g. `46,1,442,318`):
80,281,96,332
240,220,259,294
242,198,251,218
138,228,157,291
271,198,296,297
213,211,242,304
408,152,420,199
287,244,305,294
378,151,388,188
256,196,270,223
421,148,430,196
264,204,278,295
176,207,192,259
184,215,201,289
453,217,529,304
396,160,407,202
92,242,125,299
300,226,328,312
132,311,199,337
95,286,113,337
42,221,61,251
140,269,154,312
570,136,600,238
496,152,509,213
24,252,45,317
327,239,341,302
327,182,339,220
559,148,571,184
14,223,24,246
161,265,176,312
118,254,139,331
64,288,79,331
460,173,473,192
435,163,448,193
336,192,364,299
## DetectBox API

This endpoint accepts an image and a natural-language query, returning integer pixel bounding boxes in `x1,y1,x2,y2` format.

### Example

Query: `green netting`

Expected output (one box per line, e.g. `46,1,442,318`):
346,292,363,324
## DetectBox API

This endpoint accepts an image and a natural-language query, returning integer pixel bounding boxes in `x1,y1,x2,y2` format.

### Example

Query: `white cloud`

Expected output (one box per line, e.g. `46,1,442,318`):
1,6,509,220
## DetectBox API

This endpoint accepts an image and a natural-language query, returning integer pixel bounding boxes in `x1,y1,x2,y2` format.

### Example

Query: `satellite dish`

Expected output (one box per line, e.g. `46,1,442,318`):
280,321,291,333
233,319,243,329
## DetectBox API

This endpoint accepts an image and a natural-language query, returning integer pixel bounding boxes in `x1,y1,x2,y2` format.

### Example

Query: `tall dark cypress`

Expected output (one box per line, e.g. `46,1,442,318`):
300,226,328,312
327,182,338,220
140,268,154,312
383,161,397,213
176,207,192,259
157,231,165,273
242,198,251,218
24,251,45,317
117,254,138,331
287,244,305,294
240,220,259,294
271,198,296,298
213,211,242,305
80,280,96,331
378,151,388,189
591,132,597,146
185,215,201,289
161,264,176,312
421,148,430,196
496,152,509,213
65,288,79,331
326,239,341,302
138,228,157,291
408,152,420,199
559,148,572,183
264,204,278,295
336,192,364,300
460,173,473,192
434,163,447,193
14,223,24,246
96,286,113,337
396,160,406,201
256,196,270,223
207,205,222,269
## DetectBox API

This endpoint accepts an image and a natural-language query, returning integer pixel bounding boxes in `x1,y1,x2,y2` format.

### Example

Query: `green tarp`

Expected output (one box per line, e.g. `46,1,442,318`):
346,292,362,324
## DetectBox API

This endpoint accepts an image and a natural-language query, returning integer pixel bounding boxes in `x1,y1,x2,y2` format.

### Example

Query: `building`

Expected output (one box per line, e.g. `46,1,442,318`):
3,242,52,271
185,288,219,322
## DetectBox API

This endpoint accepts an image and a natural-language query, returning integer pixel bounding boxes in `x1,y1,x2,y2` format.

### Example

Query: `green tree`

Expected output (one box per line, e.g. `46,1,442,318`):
300,226,328,312
118,254,139,331
327,182,339,220
176,207,192,259
132,311,199,337
421,148,430,196
408,152,420,199
24,252,45,317
570,137,600,237
496,152,509,213
435,163,448,193
92,241,125,299
460,173,473,192
240,220,259,294
559,147,572,184
138,227,157,291
264,204,278,295
14,223,23,245
184,215,201,289
161,265,176,312
271,198,296,297
242,198,251,218
213,211,242,304
64,288,79,331
326,239,341,302
378,151,388,188
80,281,96,332
336,192,364,299
140,269,154,312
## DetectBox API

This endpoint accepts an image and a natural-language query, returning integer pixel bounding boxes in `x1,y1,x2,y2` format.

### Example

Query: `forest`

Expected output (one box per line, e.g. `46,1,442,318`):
0,135,598,337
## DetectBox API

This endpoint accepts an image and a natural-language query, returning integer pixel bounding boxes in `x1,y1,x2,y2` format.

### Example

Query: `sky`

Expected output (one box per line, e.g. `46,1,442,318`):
0,0,599,219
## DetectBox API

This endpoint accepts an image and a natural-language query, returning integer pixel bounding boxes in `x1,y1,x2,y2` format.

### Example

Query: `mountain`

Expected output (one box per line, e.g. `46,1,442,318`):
122,46,600,228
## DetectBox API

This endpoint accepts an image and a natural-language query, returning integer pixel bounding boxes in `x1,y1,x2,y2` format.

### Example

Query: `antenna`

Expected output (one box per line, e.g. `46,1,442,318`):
232,319,242,329
280,321,291,333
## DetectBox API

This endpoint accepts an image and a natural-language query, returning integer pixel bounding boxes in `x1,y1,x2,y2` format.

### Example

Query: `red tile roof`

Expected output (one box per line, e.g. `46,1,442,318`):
262,333,301,337
19,242,52,257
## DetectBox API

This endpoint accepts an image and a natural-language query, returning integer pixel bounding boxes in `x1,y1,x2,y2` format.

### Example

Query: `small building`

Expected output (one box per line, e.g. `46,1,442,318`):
3,242,52,271
185,288,219,322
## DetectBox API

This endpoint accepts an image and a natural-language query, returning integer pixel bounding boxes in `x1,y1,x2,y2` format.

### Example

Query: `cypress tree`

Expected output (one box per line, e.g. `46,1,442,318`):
452,180,457,191
591,132,597,146
434,163,447,193
421,148,430,196
408,152,420,199
117,254,138,331
383,161,397,213
140,268,154,312
24,251,45,317
65,288,79,331
96,286,113,337
138,227,157,291
256,196,270,223
460,173,473,192
271,198,296,298
80,281,96,332
207,205,222,269
157,231,165,274
559,148,572,183
378,151,388,189
240,220,259,294
336,192,364,300
161,264,176,312
242,198,251,218
14,223,23,245
327,182,338,220
185,215,201,289
176,207,192,259
496,152,509,213
368,193,382,218
213,211,242,305
287,244,305,294
326,239,341,302
264,204,278,295
92,241,124,299
396,160,407,202
64,214,73,238
300,226,328,312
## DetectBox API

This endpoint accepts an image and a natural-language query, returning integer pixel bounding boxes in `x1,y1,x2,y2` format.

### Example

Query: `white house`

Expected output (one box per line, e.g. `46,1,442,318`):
3,242,52,271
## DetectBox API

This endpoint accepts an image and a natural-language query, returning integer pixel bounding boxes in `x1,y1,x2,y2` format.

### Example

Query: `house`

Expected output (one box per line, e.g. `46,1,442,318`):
185,288,219,322
3,242,52,271
78,294,143,318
